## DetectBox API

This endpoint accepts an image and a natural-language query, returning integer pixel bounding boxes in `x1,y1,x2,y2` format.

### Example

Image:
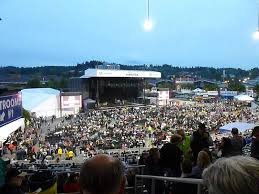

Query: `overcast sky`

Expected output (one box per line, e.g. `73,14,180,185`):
0,0,259,69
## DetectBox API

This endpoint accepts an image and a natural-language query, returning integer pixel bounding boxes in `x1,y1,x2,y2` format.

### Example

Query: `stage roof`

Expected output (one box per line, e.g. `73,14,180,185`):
80,68,161,79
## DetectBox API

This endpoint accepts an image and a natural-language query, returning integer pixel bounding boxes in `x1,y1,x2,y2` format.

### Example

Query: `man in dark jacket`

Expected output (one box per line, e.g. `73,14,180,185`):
160,134,183,177
190,123,213,163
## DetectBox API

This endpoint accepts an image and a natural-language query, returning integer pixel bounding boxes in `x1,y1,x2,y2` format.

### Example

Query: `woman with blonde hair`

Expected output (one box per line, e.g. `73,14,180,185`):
191,150,211,178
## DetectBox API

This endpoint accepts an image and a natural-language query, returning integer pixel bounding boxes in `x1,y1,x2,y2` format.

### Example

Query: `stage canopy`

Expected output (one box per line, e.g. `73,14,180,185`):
234,94,254,102
219,122,256,133
80,68,161,79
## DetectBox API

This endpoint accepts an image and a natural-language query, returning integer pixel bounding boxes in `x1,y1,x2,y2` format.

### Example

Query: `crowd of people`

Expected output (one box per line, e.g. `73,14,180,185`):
0,99,259,193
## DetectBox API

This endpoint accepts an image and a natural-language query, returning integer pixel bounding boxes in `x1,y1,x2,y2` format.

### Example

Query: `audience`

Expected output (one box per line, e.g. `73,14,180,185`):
203,156,259,194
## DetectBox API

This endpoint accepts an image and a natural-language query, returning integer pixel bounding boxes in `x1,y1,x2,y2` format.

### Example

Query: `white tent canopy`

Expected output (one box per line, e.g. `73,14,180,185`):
219,122,256,133
22,88,60,118
234,94,254,102
0,118,25,142
193,88,204,93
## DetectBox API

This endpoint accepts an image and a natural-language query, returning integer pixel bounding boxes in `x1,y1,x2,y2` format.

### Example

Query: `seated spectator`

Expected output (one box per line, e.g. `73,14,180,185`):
191,151,211,178
251,126,259,160
203,156,259,194
0,168,27,194
80,154,126,194
63,173,80,193
173,159,197,194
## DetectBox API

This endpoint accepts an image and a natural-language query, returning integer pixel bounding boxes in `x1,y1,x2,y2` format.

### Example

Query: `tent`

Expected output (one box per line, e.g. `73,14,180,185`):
193,88,204,93
0,118,25,142
234,94,254,102
22,88,60,118
219,122,256,133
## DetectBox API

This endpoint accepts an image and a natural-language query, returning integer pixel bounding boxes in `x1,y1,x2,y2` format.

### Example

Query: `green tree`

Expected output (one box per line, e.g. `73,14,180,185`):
22,108,31,126
181,83,195,90
157,81,175,89
228,81,246,92
59,77,68,89
46,79,59,89
204,84,219,91
26,79,41,88
254,84,259,96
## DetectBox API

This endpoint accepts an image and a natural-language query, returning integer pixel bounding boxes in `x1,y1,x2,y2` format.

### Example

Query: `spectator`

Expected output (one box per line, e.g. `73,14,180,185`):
251,126,259,160
0,168,27,194
190,123,213,164
173,159,197,194
63,173,80,193
219,137,232,157
79,154,126,194
160,134,183,177
229,128,245,156
177,129,191,159
191,151,211,178
203,156,259,194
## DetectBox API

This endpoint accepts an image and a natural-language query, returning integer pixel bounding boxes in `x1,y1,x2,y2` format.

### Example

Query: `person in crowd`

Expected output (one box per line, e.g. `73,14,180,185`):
144,148,163,194
251,126,259,160
202,156,259,194
79,154,126,194
145,148,161,176
229,128,245,156
191,151,211,178
219,137,233,157
0,157,7,187
190,123,213,164
173,159,197,194
160,134,183,177
177,129,191,159
0,168,27,194
63,173,80,193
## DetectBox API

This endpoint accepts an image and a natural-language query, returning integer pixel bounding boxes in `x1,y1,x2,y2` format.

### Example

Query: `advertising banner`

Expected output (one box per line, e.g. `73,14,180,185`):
61,95,82,109
0,93,22,127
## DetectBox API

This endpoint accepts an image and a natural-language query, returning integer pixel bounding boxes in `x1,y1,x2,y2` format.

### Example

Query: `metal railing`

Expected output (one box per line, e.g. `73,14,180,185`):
135,175,203,194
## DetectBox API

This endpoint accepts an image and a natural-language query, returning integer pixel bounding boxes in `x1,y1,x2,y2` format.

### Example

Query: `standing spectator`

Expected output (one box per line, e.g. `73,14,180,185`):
251,126,259,160
177,129,191,159
190,123,213,164
229,128,245,156
160,134,183,177
191,151,211,178
203,156,259,194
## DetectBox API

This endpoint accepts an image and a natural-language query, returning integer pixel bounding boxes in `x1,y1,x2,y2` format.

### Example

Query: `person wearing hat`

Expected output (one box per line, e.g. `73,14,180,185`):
0,168,27,194
160,134,183,177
